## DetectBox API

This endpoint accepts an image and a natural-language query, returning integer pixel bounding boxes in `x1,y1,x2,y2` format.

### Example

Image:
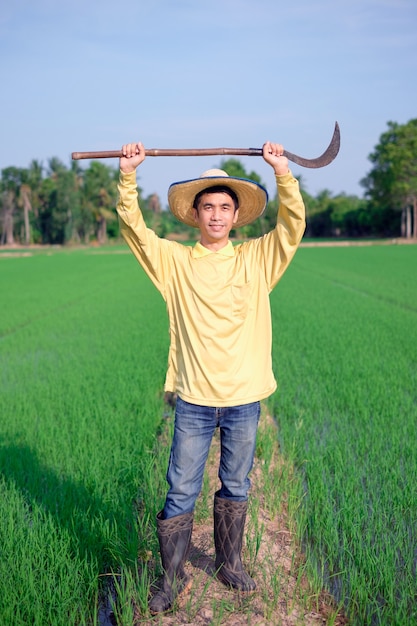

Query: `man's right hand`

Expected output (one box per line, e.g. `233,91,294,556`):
120,142,146,173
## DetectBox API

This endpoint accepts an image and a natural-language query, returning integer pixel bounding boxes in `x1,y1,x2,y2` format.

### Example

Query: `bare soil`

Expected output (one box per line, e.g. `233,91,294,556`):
131,410,348,626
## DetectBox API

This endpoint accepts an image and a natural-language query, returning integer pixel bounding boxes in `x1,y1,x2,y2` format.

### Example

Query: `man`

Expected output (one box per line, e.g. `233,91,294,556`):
117,140,305,614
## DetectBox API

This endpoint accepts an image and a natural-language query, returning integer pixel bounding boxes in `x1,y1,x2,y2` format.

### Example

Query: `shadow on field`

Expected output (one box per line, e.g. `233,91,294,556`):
0,440,131,568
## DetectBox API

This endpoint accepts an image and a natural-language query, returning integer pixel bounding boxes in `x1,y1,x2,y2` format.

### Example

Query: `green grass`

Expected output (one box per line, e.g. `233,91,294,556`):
269,244,417,625
1,243,416,624
1,249,170,624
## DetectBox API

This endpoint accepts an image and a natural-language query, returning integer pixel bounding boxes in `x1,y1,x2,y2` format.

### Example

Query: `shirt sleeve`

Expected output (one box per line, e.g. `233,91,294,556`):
243,171,306,292
116,170,174,296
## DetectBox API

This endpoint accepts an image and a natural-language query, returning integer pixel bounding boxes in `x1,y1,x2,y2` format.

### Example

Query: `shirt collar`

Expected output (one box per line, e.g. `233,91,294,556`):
192,240,235,258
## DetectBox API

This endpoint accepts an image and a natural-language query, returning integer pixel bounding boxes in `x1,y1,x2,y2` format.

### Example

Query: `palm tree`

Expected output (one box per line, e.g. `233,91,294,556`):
19,183,32,245
0,167,23,246
1,189,16,245
82,161,117,244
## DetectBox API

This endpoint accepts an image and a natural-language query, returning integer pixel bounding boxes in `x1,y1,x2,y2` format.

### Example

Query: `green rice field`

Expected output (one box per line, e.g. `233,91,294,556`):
1,242,416,625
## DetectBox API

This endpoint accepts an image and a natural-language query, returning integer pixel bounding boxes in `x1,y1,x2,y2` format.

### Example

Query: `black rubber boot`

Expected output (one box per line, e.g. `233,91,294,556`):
148,511,193,615
214,492,256,591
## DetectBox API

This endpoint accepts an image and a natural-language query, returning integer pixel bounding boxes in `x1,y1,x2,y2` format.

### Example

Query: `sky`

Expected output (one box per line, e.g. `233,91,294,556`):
1,0,416,207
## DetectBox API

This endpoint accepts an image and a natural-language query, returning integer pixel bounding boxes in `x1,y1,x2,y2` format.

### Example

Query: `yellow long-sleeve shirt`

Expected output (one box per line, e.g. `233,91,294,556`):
117,170,305,407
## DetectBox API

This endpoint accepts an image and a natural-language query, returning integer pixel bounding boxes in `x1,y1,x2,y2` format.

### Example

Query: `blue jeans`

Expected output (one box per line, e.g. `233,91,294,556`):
163,396,261,519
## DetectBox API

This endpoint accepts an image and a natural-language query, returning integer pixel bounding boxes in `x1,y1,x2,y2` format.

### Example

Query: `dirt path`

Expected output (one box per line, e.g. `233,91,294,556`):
133,410,347,626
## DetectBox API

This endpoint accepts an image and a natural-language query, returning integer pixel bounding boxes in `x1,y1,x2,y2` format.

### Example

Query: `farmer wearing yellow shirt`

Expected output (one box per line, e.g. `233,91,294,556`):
117,141,305,614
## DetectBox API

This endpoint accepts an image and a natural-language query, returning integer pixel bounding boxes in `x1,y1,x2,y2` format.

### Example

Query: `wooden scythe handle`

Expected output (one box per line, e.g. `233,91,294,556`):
71,147,263,160
71,122,340,169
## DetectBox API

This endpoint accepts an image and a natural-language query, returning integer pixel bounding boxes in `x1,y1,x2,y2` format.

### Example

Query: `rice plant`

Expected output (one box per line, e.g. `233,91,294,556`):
1,243,416,624
270,244,417,625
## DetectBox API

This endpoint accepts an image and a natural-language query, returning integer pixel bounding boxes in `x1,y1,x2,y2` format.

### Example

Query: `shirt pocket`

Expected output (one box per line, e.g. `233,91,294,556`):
231,282,251,318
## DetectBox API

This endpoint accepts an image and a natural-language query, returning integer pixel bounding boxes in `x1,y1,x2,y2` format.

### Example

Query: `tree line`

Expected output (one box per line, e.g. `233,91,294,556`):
1,119,416,246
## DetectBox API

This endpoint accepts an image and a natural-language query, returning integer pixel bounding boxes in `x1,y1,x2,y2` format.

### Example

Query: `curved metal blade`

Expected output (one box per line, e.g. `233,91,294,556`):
283,121,340,168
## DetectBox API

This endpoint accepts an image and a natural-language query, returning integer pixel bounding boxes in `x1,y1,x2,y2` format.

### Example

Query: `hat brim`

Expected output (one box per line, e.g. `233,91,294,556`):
168,176,268,228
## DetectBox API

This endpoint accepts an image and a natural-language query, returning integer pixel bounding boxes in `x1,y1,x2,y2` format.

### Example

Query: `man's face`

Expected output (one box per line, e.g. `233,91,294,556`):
193,191,239,247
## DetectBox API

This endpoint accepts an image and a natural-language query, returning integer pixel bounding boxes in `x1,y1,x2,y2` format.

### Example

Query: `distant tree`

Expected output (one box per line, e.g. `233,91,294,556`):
38,158,76,244
26,160,44,243
303,188,370,238
0,167,25,245
1,189,16,245
361,119,417,238
19,182,32,245
327,194,364,236
81,161,117,244
218,158,264,186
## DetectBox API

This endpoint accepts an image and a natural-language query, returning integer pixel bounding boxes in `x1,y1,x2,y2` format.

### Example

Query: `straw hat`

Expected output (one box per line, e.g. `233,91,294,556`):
168,169,268,228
